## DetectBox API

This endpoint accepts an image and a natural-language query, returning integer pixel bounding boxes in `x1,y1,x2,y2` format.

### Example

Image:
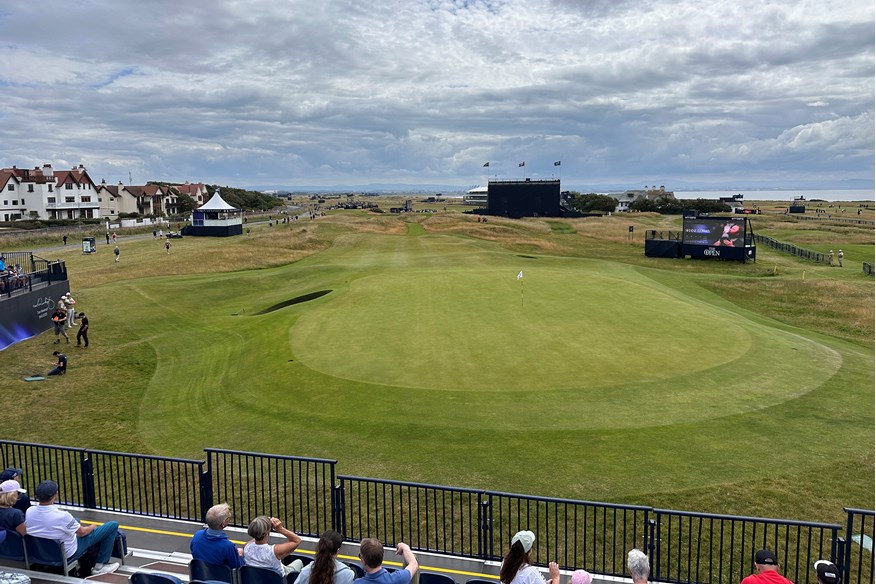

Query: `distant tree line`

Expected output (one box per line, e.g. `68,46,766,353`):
567,191,731,215
207,185,283,211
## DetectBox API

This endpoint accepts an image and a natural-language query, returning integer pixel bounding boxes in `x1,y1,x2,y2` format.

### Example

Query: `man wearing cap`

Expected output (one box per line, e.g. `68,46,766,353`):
355,537,418,584
24,480,120,575
64,293,77,328
0,467,32,513
741,549,794,584
0,479,27,535
814,560,840,584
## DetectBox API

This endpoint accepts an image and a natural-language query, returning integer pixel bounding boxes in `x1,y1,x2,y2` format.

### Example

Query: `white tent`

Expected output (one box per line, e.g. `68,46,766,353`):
197,191,239,211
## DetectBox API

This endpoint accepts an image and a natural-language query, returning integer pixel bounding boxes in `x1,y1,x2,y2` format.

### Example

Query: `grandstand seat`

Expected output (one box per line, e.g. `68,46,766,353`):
420,572,456,584
284,553,313,567
241,565,284,584
23,534,77,576
466,579,498,584
0,529,27,567
341,560,365,578
189,558,236,584
132,573,185,584
0,530,5,545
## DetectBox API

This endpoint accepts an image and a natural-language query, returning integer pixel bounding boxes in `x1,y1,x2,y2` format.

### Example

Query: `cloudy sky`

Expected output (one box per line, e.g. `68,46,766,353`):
1,0,873,191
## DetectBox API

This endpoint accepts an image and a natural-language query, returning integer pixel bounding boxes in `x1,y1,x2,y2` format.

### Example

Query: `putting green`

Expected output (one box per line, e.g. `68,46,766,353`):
290,261,841,429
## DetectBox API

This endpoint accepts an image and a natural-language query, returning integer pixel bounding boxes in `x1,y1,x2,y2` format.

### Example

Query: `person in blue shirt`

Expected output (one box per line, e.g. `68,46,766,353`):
355,538,418,584
191,503,245,568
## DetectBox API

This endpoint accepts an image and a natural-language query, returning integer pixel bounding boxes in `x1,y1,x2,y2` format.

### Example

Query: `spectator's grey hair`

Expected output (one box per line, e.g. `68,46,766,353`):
205,502,232,530
627,549,650,581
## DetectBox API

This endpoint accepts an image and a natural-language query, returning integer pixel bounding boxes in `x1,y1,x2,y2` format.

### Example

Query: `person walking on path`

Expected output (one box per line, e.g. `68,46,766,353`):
62,235,68,245
165,239,171,254
837,249,844,267
105,232,110,245
828,250,834,267
114,245,120,262
76,313,89,348
111,232,117,244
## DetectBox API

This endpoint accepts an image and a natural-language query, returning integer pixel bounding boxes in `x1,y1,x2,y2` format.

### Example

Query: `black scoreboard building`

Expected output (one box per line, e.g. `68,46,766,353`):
487,179,561,218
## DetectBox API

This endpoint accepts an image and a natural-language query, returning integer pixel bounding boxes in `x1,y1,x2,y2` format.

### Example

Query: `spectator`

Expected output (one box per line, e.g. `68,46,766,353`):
63,235,68,245
0,467,32,513
52,306,69,344
25,480,120,575
569,570,592,584
356,537,419,584
627,549,649,584
76,312,90,347
837,250,844,267
114,245,120,262
813,560,840,584
64,292,77,328
243,515,302,576
296,530,355,584
191,502,245,569
499,530,559,584
0,479,27,535
741,549,793,584
48,351,67,376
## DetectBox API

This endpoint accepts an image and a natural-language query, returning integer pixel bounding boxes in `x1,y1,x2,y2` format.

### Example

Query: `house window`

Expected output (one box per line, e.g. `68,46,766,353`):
65,183,72,189
48,184,53,192
28,184,34,192
48,197,56,203
3,200,7,205
6,185,13,191
81,196,91,202
11,200,17,205
65,197,75,203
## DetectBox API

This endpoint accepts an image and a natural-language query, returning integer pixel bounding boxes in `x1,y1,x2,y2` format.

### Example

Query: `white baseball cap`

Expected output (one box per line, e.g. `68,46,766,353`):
511,530,535,553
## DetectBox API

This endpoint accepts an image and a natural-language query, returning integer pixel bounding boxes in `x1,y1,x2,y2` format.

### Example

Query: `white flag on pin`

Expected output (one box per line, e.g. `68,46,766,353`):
517,270,524,280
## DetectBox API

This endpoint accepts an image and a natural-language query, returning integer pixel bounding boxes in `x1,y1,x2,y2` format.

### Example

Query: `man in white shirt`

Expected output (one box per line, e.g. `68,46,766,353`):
24,480,120,575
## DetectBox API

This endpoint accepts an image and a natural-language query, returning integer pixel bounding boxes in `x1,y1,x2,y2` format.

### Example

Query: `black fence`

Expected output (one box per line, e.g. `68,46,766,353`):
206,448,336,537
1,439,872,584
752,234,827,263
645,230,682,241
863,263,873,277
653,509,841,584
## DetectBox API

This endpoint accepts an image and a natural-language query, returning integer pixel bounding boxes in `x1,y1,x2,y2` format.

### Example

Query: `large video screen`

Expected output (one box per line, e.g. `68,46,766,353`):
682,217,746,248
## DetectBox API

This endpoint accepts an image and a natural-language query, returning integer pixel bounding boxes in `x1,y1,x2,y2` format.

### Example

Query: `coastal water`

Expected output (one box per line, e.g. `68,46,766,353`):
674,189,874,202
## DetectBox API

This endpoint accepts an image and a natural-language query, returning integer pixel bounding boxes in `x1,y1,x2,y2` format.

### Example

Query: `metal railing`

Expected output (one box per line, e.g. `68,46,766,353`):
0,439,870,584
206,448,336,537
752,234,827,263
645,230,682,241
653,509,840,584
844,508,875,584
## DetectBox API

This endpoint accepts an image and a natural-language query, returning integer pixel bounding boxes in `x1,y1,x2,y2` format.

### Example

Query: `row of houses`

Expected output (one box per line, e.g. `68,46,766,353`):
0,163,210,222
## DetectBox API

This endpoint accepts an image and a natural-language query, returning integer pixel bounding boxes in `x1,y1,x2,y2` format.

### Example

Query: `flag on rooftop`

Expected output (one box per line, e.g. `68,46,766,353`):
483,162,490,167
517,270,524,280
554,161,561,166
519,161,525,167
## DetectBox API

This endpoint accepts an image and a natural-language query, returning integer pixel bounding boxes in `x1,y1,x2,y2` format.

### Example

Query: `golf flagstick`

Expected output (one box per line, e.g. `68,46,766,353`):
517,270,524,307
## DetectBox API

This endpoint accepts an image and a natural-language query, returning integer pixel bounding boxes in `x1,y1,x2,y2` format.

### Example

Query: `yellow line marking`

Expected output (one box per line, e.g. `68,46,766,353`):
81,520,498,580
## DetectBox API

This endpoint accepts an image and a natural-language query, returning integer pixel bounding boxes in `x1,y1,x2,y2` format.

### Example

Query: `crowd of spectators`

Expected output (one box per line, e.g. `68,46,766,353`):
0,475,846,584
0,256,28,294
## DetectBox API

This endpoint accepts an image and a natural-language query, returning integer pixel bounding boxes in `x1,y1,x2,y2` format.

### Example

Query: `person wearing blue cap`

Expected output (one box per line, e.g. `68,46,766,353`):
24,480,120,575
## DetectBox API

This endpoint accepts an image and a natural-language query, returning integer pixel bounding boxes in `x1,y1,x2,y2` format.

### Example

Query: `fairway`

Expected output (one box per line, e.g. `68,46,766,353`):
0,211,872,523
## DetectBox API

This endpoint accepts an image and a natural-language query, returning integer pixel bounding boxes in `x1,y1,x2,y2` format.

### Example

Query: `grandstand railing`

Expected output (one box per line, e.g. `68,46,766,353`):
652,509,840,584
752,234,827,263
206,448,336,537
843,508,875,584
1,439,871,584
0,254,66,300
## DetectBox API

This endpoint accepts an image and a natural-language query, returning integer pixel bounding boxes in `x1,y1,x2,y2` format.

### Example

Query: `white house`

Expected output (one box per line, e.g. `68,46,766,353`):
0,164,99,221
